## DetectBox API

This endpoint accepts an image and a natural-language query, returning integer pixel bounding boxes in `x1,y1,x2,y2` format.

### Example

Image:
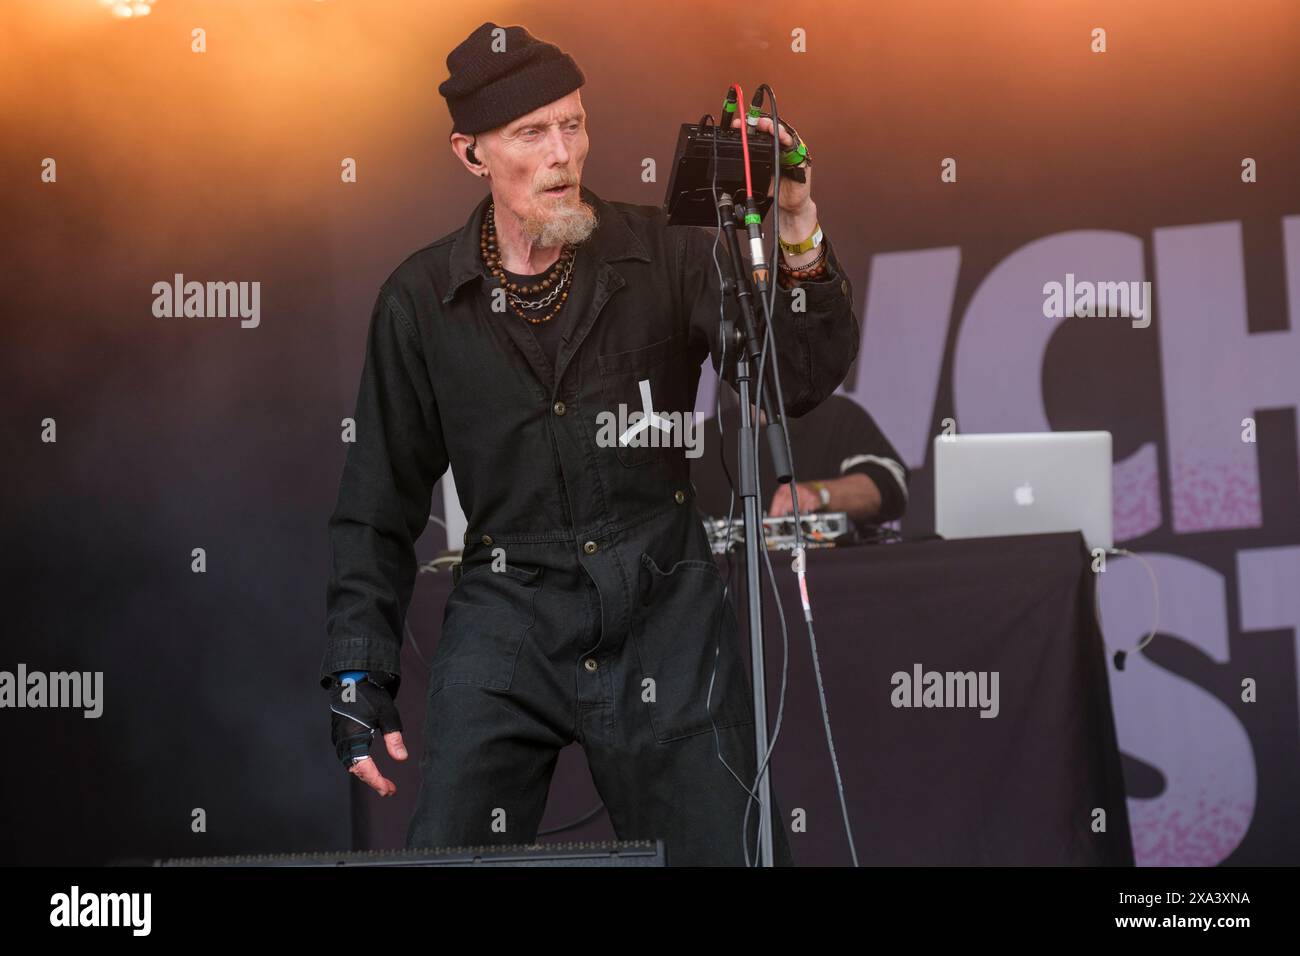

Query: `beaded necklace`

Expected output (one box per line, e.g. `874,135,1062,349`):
480,201,576,324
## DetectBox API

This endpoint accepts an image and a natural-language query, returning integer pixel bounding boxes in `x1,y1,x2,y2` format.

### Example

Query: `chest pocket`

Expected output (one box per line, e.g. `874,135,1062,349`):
596,334,691,468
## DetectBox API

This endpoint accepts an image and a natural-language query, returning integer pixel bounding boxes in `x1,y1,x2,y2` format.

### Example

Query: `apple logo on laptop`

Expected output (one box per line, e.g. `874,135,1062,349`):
1014,482,1035,506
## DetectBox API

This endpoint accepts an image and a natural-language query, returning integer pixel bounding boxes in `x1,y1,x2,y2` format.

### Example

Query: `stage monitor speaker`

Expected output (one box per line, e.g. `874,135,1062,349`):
155,839,665,868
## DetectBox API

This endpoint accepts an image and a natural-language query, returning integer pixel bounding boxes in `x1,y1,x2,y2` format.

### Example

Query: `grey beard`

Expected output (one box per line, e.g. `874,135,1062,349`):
521,199,598,247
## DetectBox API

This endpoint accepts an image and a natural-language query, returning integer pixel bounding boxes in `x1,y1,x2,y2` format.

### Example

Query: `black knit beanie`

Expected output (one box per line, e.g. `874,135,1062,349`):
438,22,586,136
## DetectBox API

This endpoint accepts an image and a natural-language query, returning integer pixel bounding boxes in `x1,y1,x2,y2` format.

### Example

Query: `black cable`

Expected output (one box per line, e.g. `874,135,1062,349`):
728,86,859,866
698,106,795,865
698,113,771,821
732,87,797,866
750,84,804,557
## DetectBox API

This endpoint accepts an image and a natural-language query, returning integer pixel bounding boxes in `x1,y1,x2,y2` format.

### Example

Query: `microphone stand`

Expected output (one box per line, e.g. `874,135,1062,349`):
714,191,792,867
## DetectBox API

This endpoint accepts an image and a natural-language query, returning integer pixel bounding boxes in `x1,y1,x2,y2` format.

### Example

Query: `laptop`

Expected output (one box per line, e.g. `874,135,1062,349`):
933,431,1113,550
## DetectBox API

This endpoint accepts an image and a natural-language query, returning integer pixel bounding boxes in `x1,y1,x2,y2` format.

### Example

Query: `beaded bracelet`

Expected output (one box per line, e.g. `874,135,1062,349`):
778,265,830,288
779,240,826,271
777,239,829,284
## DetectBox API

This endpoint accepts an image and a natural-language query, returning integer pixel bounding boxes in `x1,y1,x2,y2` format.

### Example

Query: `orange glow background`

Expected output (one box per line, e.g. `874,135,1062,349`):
5,0,1297,331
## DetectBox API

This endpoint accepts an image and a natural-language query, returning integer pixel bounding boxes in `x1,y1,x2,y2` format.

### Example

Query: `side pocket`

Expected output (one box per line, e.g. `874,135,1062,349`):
628,552,753,742
428,564,542,699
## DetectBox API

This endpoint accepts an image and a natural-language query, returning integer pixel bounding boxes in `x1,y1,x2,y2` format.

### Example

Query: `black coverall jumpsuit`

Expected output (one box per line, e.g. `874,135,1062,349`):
320,185,859,865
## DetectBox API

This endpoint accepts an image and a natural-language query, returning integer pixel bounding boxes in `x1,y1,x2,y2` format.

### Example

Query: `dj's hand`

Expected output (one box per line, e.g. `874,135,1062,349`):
329,672,408,797
769,481,822,517
730,111,812,214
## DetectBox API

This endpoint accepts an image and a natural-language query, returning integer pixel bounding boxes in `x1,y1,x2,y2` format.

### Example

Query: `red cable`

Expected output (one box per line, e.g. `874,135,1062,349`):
732,82,753,201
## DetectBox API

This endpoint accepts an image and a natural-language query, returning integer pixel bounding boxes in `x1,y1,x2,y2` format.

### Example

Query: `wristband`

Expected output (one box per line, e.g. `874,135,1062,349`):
779,223,822,256
778,240,828,274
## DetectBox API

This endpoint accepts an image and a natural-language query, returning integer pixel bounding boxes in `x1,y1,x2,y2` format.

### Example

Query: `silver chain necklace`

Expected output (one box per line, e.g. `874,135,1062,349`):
507,254,575,310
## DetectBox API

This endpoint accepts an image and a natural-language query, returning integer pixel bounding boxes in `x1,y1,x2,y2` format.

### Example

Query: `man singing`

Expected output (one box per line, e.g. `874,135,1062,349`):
320,21,859,866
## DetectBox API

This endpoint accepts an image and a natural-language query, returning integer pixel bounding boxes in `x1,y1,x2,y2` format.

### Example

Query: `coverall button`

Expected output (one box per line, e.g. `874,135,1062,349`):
553,400,566,416
583,540,598,555
583,658,599,672
481,534,493,546
674,489,686,504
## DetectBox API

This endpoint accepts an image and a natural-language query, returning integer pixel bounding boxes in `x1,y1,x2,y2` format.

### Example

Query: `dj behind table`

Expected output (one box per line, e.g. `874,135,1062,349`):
688,388,910,537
